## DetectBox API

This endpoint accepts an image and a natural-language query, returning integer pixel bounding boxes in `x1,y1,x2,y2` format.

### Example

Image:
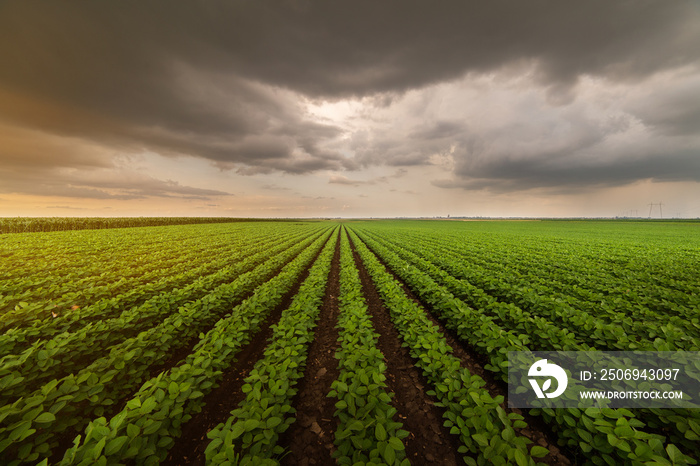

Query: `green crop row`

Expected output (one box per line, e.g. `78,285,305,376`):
0,217,293,234
0,221,242,282
60,227,337,466
0,227,322,407
351,228,696,466
0,224,314,335
0,228,333,464
395,228,700,334
0,226,312,357
356,228,700,455
0,240,220,314
327,229,409,465
356,227,700,455
366,222,699,327
347,229,542,466
363,228,699,351
204,228,339,465
0,224,242,315
358,228,587,352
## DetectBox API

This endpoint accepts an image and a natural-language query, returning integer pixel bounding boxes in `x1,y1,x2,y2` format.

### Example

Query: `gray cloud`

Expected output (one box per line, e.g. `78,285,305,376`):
0,164,231,201
328,171,401,187
2,5,698,133
432,148,700,194
0,123,113,170
348,81,700,194
625,74,700,137
410,120,465,141
434,144,700,194
329,175,366,187
0,0,698,198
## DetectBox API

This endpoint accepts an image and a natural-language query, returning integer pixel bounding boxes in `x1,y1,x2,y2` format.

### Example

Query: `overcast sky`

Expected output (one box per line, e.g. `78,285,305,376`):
1,1,699,218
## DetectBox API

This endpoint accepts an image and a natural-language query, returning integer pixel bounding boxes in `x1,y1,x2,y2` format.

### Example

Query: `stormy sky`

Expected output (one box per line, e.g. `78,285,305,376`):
1,1,699,217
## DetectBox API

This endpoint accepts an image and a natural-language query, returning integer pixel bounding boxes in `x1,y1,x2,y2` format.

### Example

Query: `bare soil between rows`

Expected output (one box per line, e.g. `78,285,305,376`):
47,227,576,465
47,245,313,466
162,233,333,465
358,232,573,465
279,229,342,465
347,231,466,465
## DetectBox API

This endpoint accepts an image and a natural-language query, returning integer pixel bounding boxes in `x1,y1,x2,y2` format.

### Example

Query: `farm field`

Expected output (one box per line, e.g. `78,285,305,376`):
1,219,699,465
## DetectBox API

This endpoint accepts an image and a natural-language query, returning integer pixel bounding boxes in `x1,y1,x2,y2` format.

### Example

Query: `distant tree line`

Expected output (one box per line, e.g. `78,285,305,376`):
0,217,298,234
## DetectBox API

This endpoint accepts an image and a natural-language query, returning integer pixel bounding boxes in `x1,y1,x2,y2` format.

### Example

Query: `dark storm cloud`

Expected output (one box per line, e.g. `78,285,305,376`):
410,121,465,141
0,164,231,201
72,175,232,200
626,76,700,137
434,146,700,194
363,101,700,194
0,0,698,189
0,123,112,169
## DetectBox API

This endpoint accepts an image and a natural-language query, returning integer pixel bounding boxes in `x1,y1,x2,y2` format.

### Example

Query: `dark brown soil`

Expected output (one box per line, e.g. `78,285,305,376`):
161,233,333,466
48,228,577,466
147,234,326,381
359,234,573,465
347,231,466,465
47,241,332,465
279,229,342,466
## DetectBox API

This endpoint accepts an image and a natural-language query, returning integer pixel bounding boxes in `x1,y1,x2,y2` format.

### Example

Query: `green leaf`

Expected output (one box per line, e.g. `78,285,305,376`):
514,449,529,466
127,424,140,439
472,433,489,447
105,436,129,456
168,381,179,396
126,398,141,410
383,444,396,464
35,412,56,424
267,417,282,429
244,418,259,431
607,433,621,448
348,420,364,432
614,425,635,438
0,438,13,454
388,437,405,451
502,428,515,442
376,423,387,442
109,411,127,431
141,397,157,413
666,444,683,463
530,446,548,458
230,422,246,440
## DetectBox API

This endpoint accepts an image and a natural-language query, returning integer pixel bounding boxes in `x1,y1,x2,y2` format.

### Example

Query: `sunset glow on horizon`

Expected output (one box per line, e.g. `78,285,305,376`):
1,1,699,218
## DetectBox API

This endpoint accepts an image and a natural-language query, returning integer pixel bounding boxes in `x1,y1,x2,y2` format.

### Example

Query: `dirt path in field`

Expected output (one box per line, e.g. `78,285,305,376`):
279,229,342,466
347,232,465,466
162,233,334,466
356,233,572,466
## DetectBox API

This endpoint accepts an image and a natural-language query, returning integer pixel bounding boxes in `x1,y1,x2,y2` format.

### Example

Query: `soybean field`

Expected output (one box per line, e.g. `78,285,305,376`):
1,219,699,465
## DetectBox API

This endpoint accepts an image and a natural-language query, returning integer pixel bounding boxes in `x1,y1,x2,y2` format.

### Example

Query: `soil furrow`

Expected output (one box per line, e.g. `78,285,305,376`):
146,232,327,382
359,234,573,465
279,229,342,466
347,231,463,466
159,231,334,466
